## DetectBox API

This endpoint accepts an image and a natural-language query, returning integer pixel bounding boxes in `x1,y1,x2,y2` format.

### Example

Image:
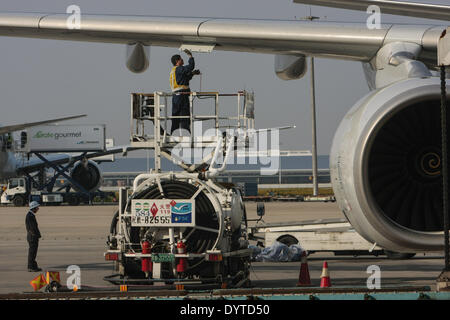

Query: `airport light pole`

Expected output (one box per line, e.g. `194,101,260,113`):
304,12,320,197
310,56,319,196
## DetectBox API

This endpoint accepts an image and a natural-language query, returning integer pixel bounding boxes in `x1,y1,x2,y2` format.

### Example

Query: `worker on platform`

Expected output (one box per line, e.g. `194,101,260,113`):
169,49,201,134
26,201,42,272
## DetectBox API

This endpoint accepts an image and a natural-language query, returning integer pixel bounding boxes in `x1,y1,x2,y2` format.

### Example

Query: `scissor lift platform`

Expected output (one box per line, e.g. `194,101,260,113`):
129,90,255,172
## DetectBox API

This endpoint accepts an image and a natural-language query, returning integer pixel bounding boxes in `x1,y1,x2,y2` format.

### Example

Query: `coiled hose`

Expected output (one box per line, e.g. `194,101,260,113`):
110,180,220,272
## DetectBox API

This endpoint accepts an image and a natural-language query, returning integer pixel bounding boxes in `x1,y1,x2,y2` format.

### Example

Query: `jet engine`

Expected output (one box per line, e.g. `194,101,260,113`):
331,77,450,252
70,160,103,192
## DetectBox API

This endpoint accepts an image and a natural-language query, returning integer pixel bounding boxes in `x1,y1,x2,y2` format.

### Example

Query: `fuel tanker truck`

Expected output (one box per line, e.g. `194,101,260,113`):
103,90,258,287
104,171,252,288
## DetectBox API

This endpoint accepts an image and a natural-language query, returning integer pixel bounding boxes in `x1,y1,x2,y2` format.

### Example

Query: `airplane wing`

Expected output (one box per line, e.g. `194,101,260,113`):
0,12,413,63
0,115,86,135
0,7,448,66
292,0,450,22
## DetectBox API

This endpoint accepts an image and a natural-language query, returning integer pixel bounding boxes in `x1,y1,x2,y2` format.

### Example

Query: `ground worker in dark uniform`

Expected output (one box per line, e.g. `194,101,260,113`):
26,201,42,272
169,49,201,134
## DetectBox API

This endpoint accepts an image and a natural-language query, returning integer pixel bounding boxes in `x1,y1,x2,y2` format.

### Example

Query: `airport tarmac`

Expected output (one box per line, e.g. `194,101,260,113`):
0,202,445,295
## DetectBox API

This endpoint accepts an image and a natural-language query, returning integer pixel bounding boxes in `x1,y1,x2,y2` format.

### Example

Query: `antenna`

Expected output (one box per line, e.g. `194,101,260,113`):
298,5,324,21
304,6,320,21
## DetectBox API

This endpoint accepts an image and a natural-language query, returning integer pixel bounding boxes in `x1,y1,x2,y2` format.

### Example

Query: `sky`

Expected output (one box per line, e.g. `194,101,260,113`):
0,0,448,156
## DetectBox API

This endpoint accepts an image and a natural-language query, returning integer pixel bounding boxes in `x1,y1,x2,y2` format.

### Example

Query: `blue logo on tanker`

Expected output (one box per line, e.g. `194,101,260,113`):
171,202,192,223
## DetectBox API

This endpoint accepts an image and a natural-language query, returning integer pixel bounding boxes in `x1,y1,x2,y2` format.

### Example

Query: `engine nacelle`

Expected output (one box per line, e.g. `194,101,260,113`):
71,160,102,192
126,43,150,73
274,54,307,80
331,77,450,252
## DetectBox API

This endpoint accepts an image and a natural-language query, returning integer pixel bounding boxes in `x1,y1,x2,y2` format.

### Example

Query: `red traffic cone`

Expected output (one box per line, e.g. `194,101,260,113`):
320,261,331,288
297,251,311,286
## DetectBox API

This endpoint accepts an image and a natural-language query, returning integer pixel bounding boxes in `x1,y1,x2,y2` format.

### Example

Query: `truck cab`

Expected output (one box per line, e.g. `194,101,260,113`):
1,177,27,206
0,176,111,206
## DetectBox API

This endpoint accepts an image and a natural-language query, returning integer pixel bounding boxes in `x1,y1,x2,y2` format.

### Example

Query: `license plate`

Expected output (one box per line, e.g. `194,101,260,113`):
151,253,175,263
131,199,195,227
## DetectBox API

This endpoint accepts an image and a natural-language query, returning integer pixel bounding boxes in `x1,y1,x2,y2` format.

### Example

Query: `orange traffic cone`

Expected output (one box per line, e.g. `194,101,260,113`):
320,261,331,288
297,251,311,286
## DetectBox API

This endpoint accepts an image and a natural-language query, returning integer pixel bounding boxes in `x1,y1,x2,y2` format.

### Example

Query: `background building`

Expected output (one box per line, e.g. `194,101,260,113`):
98,151,331,193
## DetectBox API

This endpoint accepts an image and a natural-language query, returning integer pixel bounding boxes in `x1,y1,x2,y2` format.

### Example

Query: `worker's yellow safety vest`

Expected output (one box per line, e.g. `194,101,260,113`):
170,66,189,92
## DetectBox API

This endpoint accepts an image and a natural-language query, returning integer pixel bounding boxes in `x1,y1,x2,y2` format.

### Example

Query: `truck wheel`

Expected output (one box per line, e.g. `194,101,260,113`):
384,250,416,260
13,196,25,207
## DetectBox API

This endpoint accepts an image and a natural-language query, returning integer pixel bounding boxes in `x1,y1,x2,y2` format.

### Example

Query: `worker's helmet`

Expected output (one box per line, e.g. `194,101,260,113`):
29,201,40,210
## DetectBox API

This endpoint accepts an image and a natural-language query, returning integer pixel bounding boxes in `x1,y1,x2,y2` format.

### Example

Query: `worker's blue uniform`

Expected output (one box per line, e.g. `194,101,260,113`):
170,57,195,134
26,210,41,270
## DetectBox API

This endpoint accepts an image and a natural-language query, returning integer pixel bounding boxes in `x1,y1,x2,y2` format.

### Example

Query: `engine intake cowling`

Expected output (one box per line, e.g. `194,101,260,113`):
331,77,450,252
70,160,102,192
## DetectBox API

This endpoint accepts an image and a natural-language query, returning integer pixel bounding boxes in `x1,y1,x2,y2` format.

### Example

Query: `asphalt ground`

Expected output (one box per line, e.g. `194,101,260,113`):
0,202,445,295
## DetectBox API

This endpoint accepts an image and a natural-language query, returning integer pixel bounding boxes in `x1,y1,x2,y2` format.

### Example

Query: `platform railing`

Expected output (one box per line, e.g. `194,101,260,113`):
130,90,255,149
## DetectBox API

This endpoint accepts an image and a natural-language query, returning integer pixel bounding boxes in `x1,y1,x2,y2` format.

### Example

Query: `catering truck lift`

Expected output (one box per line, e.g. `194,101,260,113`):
1,125,116,206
